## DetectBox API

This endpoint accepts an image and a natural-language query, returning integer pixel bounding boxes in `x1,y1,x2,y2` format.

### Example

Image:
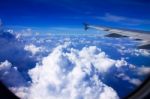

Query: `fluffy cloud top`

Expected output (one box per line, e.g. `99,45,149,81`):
0,60,12,70
24,44,43,55
67,46,116,73
0,60,27,87
13,43,119,99
115,58,128,68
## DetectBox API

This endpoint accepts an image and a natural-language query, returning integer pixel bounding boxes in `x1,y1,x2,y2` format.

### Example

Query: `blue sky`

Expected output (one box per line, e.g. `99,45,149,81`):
0,0,150,31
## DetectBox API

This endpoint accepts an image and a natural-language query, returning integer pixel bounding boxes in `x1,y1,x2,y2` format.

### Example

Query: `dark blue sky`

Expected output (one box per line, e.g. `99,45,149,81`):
0,0,150,31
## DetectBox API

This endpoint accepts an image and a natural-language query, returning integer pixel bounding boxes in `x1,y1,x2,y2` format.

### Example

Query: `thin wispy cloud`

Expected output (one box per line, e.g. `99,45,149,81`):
97,13,150,26
0,18,3,32
0,19,2,26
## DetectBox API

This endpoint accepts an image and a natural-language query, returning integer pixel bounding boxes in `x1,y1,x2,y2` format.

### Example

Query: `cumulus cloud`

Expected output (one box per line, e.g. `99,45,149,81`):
67,46,116,73
13,43,119,99
129,64,136,69
10,87,29,99
0,60,27,87
115,58,128,68
24,44,43,55
0,60,12,70
118,48,150,56
99,85,120,99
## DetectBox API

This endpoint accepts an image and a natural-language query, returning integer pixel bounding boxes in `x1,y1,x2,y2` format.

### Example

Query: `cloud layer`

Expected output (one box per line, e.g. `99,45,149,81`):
1,31,150,99
11,43,120,99
10,41,149,99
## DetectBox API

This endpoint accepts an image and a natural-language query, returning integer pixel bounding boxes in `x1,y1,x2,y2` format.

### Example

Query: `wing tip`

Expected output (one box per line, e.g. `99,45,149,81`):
83,22,89,31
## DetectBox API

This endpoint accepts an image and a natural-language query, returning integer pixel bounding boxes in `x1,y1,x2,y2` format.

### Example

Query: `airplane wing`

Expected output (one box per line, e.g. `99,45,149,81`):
83,23,150,49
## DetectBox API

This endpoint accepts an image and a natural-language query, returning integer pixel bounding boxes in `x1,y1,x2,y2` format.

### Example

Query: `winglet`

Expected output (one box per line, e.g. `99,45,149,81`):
83,23,89,31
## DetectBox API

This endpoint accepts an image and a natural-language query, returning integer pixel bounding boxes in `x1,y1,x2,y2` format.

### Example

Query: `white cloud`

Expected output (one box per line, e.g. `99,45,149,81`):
117,73,142,86
99,85,120,99
136,49,150,56
137,66,150,76
19,28,33,37
67,46,116,73
115,58,128,68
0,60,12,70
118,48,150,57
13,43,119,99
10,87,29,99
129,79,142,86
24,44,43,55
99,13,125,22
15,33,22,40
129,64,136,69
7,29,14,34
0,60,27,87
35,32,40,36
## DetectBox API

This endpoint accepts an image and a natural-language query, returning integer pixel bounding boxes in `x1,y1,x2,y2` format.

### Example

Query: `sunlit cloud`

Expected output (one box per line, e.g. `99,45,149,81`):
12,42,120,99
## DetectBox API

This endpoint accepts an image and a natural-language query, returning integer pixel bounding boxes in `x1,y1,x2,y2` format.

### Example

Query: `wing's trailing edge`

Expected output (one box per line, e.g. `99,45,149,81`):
83,23,150,49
